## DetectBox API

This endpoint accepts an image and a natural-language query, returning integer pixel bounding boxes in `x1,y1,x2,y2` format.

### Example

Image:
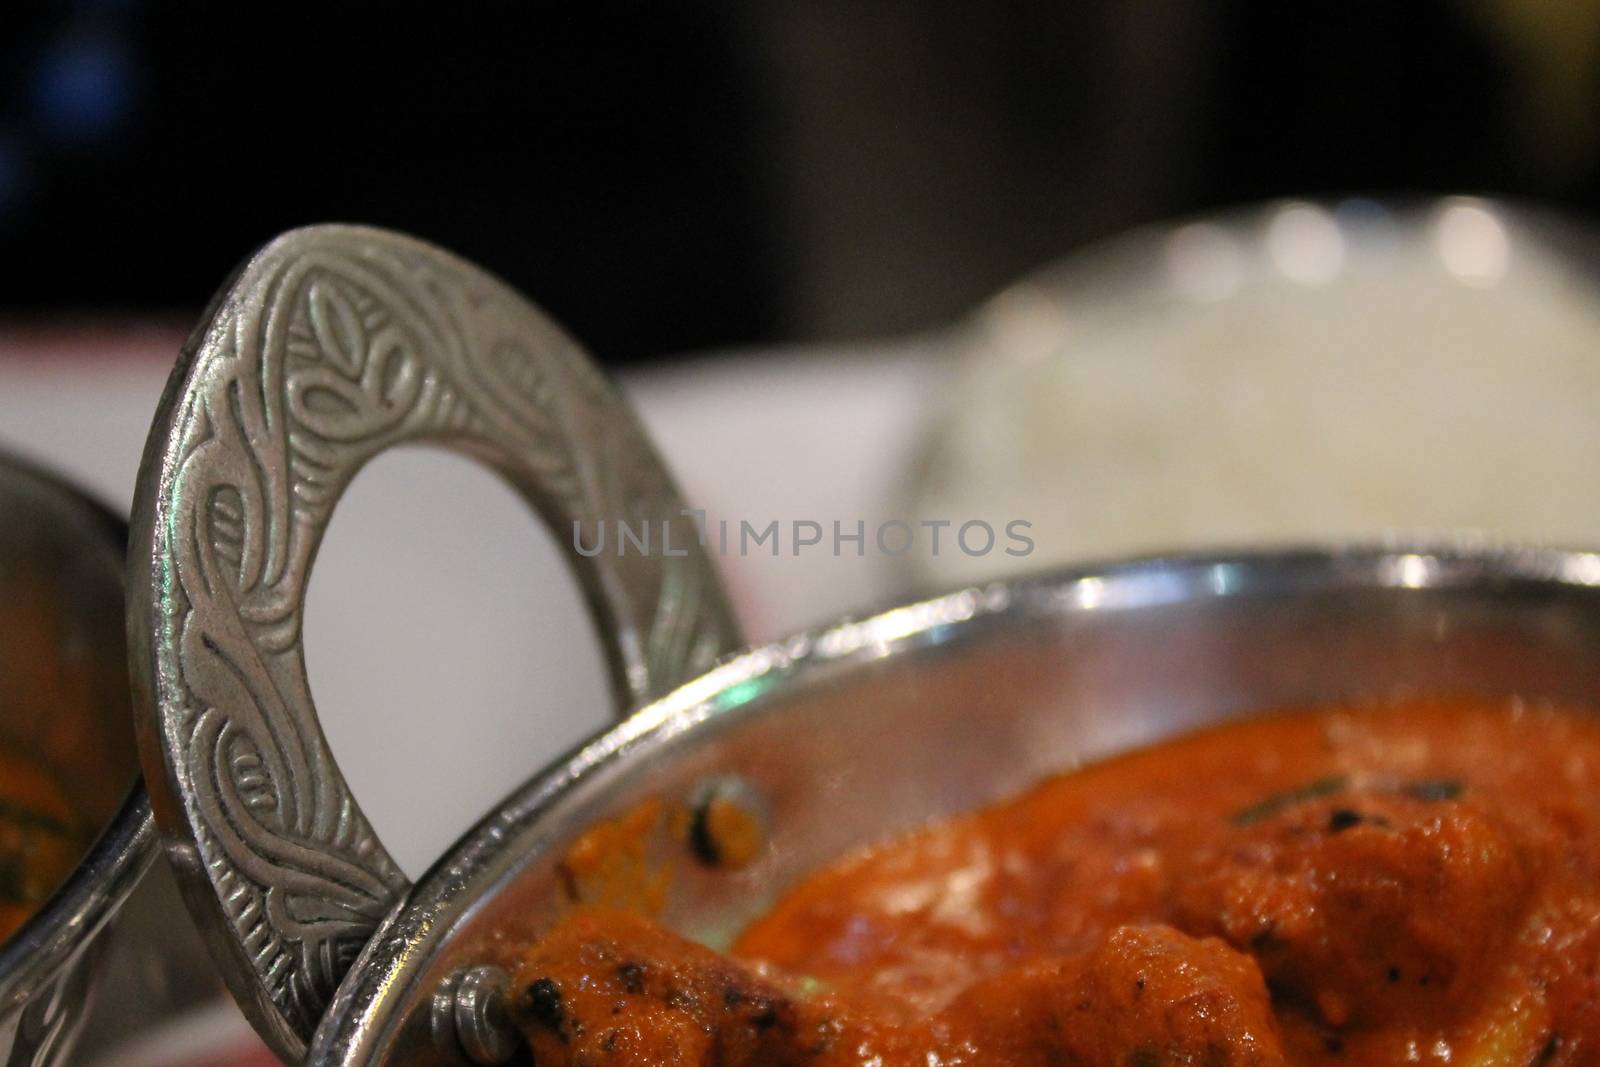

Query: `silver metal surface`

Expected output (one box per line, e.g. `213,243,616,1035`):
0,456,151,1067
432,966,514,1066
306,543,1600,1065
126,225,742,1062
687,775,768,870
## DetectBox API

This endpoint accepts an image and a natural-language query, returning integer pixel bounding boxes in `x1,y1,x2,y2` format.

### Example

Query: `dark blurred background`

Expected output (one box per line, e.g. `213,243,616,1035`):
0,2,1594,362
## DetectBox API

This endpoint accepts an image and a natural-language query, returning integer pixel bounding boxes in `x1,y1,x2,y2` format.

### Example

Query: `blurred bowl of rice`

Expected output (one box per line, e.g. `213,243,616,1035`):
911,197,1600,586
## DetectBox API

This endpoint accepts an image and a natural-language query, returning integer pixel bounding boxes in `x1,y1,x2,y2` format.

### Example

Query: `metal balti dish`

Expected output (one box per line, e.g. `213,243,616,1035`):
125,227,1600,1065
311,543,1600,1065
0,456,151,1066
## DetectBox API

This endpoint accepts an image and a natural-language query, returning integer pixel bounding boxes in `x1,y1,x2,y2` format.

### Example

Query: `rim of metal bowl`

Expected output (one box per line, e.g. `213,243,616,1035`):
0,789,153,1011
308,538,1600,1063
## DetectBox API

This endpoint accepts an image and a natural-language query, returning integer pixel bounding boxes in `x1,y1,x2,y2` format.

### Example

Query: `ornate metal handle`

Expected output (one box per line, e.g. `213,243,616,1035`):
125,226,741,1062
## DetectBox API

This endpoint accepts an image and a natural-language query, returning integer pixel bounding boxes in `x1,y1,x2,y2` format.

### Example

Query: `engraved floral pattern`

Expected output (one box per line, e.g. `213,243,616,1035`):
134,227,735,1056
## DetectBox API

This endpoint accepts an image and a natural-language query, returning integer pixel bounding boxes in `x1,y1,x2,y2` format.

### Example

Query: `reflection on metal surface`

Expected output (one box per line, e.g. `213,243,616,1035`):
1382,552,1439,589
1070,575,1106,610
813,590,979,658
1559,553,1600,586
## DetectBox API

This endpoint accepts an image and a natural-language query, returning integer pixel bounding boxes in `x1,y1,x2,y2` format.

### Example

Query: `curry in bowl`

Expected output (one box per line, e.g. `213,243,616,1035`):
0,461,132,945
0,750,88,941
508,696,1598,1066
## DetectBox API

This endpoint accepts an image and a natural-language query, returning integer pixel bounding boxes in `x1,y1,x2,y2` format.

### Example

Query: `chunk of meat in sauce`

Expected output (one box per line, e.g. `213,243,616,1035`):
1172,792,1536,1028
946,925,1286,1066
512,908,812,1066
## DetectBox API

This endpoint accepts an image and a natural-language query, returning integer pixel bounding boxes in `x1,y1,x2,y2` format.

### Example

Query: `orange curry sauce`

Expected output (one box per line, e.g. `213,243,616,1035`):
510,697,1600,1065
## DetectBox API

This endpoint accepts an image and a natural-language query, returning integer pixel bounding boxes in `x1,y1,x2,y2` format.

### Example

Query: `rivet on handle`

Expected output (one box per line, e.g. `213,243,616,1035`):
431,966,517,1066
